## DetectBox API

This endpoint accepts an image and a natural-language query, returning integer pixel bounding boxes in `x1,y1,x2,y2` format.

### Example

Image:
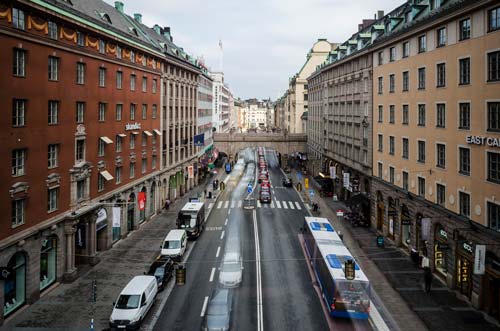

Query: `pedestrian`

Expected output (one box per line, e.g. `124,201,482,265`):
164,199,170,210
423,267,432,292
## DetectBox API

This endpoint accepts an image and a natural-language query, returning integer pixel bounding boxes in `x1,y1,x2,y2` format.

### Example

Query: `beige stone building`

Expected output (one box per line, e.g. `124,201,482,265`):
371,0,500,318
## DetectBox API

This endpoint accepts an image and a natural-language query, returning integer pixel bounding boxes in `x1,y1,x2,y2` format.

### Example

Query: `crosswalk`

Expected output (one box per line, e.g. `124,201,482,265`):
211,199,303,210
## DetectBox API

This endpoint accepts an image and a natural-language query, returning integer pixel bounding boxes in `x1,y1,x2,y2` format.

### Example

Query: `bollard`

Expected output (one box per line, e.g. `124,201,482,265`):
176,264,186,285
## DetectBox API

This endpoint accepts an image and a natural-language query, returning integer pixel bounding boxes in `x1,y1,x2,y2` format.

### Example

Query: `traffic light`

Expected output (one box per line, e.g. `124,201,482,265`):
345,260,355,280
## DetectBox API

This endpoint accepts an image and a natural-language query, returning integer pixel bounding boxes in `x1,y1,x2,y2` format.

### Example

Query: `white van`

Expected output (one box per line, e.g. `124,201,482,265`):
160,229,187,261
109,275,158,330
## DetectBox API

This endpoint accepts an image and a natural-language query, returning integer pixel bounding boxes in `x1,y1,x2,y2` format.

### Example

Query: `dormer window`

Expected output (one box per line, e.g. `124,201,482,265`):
129,27,139,37
96,12,112,24
62,0,73,5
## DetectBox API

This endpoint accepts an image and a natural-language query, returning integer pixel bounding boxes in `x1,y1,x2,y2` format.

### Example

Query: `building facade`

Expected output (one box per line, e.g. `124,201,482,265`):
196,70,214,169
370,0,500,321
210,71,232,133
0,0,202,323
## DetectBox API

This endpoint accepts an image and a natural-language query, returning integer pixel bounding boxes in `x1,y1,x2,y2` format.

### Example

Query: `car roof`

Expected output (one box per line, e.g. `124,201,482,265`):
223,252,240,261
165,229,185,240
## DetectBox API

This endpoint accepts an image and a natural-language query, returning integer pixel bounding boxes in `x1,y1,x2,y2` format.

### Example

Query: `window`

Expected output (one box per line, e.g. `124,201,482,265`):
418,34,426,53
76,180,85,200
436,184,446,206
402,71,409,91
389,136,395,155
12,8,25,30
116,45,122,59
48,56,59,81
488,102,500,132
98,173,105,192
436,103,446,128
152,79,157,93
99,68,106,87
378,134,383,152
402,105,409,125
130,51,135,63
98,138,105,157
11,199,25,227
402,41,409,58
459,18,471,40
389,74,395,93
488,51,500,82
48,144,58,168
459,192,470,217
77,31,85,46
130,162,135,178
76,102,85,123
402,138,409,159
378,105,383,122
13,48,26,77
116,104,123,121
436,143,446,168
437,63,446,87
130,74,136,91
389,105,395,123
418,104,426,126
142,133,147,147
76,62,85,84
130,133,136,149
487,202,500,231
488,152,500,184
488,6,500,32
47,188,58,212
378,77,383,94
389,167,395,184
459,147,470,175
12,149,26,176
418,177,425,197
390,47,396,62
459,58,470,85
130,103,136,120
418,141,426,163
459,102,470,129
437,27,446,47
48,21,58,40
418,67,426,89
116,71,123,89
402,171,409,190
116,166,122,184
76,139,85,162
142,158,147,174
378,51,383,65
99,39,105,54
152,134,157,145
142,77,147,92
13,99,26,127
116,135,122,152
48,101,59,125
152,104,157,119
98,102,106,121
378,162,383,178
142,104,147,120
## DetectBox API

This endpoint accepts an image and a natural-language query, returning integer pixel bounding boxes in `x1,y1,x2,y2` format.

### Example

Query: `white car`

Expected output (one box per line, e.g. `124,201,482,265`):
219,252,243,288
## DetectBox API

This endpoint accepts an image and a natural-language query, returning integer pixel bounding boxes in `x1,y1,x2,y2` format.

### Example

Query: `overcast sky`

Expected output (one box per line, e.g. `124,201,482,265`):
105,0,402,100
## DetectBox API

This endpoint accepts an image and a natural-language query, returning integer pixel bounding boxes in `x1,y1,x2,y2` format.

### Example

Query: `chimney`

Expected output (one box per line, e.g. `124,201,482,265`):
153,24,161,35
163,26,172,41
358,23,363,31
114,1,124,13
377,10,384,19
133,13,142,23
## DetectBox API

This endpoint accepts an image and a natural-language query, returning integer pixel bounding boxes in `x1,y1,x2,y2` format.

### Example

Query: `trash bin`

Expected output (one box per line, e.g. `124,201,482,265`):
376,235,385,248
176,264,186,285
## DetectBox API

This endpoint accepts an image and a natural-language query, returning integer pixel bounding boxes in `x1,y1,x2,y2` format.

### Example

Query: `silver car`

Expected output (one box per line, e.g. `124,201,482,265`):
201,288,233,331
219,252,243,288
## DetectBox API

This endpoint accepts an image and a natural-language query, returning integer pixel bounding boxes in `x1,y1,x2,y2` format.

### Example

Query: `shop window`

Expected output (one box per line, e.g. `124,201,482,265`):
40,237,57,290
3,252,26,316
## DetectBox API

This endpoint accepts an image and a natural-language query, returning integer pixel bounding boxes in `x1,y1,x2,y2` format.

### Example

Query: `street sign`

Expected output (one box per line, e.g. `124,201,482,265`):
336,209,344,217
297,172,302,180
247,183,253,193
305,178,309,189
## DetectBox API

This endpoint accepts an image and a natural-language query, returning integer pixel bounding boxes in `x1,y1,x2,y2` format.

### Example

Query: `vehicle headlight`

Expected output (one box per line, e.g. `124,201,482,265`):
109,317,114,323
130,314,140,323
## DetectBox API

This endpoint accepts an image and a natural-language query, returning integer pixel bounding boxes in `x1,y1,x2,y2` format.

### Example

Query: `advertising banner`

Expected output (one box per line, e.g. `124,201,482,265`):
112,207,121,228
194,133,205,147
329,166,336,179
138,192,146,211
188,165,194,179
474,244,486,275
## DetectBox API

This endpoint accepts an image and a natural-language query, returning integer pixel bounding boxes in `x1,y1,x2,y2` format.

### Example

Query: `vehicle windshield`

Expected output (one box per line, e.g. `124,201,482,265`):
207,303,228,316
163,240,180,249
154,266,165,277
221,262,241,273
115,294,140,309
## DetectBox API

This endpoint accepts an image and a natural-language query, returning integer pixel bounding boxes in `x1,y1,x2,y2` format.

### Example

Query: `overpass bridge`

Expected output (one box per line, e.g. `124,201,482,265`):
213,132,308,157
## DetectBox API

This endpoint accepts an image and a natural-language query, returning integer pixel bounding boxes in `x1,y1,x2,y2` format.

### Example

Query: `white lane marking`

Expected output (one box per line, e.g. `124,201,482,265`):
220,230,225,240
225,218,228,226
295,201,302,210
209,202,214,209
228,209,231,215
238,200,242,208
209,267,216,282
270,201,275,208
231,201,236,208
224,201,229,209
276,200,281,208
369,299,391,331
217,201,223,209
216,246,221,258
257,200,261,208
283,201,288,209
288,201,295,210
200,296,209,317
272,190,275,195
253,210,264,331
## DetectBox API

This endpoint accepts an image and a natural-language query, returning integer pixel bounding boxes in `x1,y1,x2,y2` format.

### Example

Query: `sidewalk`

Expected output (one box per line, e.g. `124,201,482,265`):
3,172,225,331
290,168,500,331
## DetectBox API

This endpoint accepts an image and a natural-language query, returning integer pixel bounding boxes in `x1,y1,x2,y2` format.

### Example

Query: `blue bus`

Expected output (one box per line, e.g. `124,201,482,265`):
303,217,370,320
225,162,231,174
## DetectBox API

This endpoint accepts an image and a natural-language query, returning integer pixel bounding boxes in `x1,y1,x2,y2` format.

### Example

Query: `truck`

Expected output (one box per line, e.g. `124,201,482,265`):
176,202,206,239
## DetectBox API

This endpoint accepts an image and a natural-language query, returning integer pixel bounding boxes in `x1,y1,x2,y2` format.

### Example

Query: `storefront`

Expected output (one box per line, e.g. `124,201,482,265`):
376,191,384,232
75,222,87,265
138,187,146,224
434,224,449,278
456,239,474,299
3,252,26,316
483,252,500,323
96,208,108,252
112,204,122,242
400,204,411,247
127,193,135,232
387,197,397,240
40,236,57,291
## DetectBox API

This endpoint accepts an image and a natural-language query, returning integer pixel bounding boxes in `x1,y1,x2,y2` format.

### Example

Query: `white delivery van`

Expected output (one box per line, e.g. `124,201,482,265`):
160,229,187,261
109,275,158,330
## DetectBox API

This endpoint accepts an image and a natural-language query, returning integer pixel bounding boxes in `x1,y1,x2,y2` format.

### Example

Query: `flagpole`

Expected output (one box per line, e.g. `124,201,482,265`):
219,39,223,71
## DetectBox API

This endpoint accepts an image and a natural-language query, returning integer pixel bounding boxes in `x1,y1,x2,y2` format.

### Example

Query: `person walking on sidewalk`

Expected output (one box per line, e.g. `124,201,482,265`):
423,266,432,293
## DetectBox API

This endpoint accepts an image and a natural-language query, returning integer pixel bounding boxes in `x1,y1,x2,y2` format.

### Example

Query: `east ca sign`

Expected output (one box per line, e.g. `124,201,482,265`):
125,122,141,131
466,135,500,148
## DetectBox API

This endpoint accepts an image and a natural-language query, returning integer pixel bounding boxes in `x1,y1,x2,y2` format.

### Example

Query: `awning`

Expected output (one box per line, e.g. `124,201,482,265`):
131,131,139,135
143,130,153,137
153,129,162,136
100,136,113,144
118,133,127,138
100,170,114,181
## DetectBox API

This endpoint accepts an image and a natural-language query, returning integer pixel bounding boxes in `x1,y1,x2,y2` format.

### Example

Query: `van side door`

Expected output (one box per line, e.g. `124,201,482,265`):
140,293,147,318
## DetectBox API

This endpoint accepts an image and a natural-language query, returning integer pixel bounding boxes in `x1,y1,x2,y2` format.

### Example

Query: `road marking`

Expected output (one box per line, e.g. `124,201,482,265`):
220,230,225,240
225,218,228,226
209,267,216,282
257,200,261,208
288,201,295,209
200,296,209,317
238,200,242,208
253,210,264,331
208,202,214,209
228,209,231,215
224,201,229,209
231,201,236,208
295,201,302,210
275,200,281,208
270,201,275,208
217,201,223,209
216,246,221,258
283,201,288,209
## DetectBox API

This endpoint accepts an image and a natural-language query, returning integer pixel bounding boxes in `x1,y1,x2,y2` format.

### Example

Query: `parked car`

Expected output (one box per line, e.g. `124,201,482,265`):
283,177,293,188
147,258,174,291
201,288,233,331
160,229,187,261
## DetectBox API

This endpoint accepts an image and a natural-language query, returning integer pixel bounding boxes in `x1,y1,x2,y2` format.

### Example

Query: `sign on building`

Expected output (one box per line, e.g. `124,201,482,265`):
474,244,486,275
